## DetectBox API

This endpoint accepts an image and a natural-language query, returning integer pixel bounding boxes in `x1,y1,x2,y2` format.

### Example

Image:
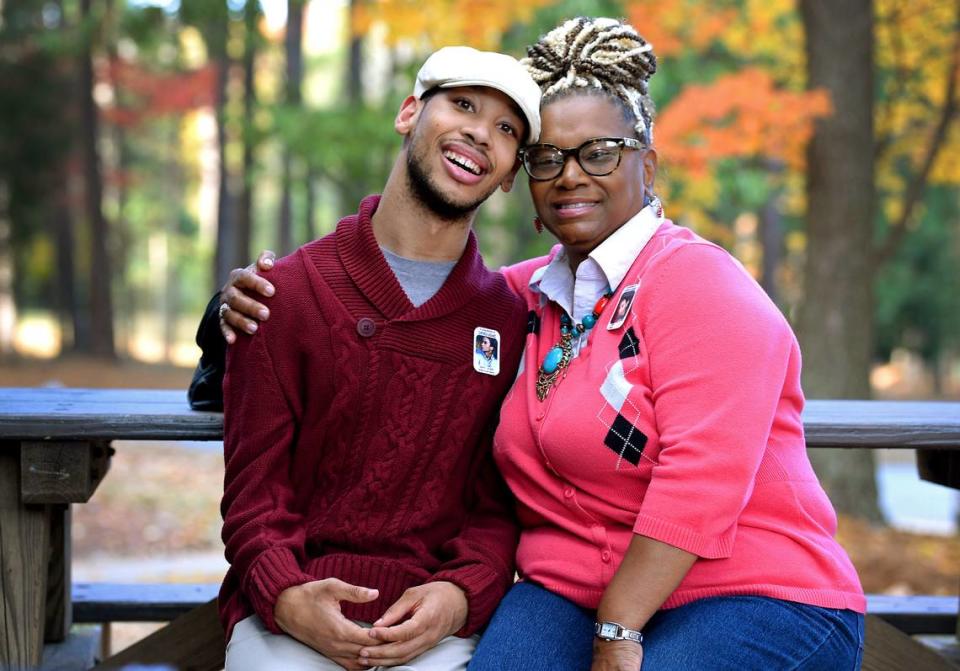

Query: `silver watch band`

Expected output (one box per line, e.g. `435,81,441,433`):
594,620,644,644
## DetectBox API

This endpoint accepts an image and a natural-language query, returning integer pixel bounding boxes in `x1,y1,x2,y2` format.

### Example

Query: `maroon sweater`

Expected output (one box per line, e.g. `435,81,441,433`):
220,195,525,641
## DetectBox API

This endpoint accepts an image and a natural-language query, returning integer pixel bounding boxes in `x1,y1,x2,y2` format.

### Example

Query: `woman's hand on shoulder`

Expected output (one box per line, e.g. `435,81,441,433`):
591,639,643,671
219,249,276,343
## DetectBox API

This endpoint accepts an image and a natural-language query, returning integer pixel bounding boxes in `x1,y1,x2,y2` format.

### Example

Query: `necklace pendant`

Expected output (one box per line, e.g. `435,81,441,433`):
537,335,574,401
542,346,564,374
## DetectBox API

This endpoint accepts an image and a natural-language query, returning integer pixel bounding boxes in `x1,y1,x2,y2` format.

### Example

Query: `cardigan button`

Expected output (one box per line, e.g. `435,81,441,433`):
563,487,575,499
601,550,611,563
356,318,376,338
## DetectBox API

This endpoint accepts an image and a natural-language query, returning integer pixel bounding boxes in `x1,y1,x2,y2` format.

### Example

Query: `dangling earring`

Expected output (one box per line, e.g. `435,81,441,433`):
648,193,663,219
533,216,544,234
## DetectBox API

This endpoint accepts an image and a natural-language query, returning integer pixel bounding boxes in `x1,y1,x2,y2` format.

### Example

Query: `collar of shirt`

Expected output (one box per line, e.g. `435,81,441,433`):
530,199,664,323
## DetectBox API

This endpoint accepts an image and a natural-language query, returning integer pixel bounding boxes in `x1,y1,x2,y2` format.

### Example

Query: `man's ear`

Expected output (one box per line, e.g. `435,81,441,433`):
395,95,422,135
499,159,522,193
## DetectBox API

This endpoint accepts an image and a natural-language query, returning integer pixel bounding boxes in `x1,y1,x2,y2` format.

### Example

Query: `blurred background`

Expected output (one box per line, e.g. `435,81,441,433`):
1,0,958,651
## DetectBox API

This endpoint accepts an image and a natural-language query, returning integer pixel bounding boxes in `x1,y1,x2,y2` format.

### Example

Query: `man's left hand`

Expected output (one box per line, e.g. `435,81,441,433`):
591,639,643,671
357,581,468,667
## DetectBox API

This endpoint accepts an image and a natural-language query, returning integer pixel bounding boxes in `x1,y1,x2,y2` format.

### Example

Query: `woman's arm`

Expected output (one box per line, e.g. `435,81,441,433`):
186,251,276,410
591,536,696,671
590,244,798,670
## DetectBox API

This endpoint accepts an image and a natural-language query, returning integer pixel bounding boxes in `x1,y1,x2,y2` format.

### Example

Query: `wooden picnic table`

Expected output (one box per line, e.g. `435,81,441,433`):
1,388,959,669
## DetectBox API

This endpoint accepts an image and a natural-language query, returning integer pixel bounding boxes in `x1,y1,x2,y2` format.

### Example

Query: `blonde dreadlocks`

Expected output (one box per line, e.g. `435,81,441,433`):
522,17,658,144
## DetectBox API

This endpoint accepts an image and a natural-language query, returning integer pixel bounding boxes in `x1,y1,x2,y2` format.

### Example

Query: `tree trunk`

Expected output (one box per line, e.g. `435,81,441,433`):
0,185,14,357
104,0,133,357
305,163,317,241
79,0,115,358
212,22,234,288
759,160,784,304
52,171,79,353
336,0,369,215
347,1,363,107
277,0,304,255
798,0,882,522
236,0,259,267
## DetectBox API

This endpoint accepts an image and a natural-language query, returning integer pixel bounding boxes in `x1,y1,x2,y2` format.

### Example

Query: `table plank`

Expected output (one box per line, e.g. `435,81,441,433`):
5,391,960,448
0,388,222,441
804,400,960,449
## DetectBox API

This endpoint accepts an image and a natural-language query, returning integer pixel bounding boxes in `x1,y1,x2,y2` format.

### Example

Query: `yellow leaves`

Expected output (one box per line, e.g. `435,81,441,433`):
875,0,960,187
352,0,553,50
721,0,797,57
931,123,960,183
656,68,831,174
626,0,803,82
626,0,737,57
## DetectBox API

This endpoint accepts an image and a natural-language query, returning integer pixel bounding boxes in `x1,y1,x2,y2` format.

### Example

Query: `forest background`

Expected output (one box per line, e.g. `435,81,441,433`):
1,0,959,530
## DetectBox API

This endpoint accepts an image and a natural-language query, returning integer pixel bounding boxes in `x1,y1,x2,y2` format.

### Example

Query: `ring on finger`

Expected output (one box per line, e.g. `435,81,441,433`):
218,302,230,319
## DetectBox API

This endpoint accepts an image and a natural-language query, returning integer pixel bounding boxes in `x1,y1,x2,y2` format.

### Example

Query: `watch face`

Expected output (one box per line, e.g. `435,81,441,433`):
599,622,619,638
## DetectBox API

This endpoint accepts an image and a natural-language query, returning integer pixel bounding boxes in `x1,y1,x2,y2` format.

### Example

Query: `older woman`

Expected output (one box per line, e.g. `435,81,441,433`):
466,17,864,671
204,17,865,671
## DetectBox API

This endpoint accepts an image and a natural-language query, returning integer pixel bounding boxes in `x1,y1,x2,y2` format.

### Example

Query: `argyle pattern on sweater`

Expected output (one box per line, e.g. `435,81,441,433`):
495,222,865,614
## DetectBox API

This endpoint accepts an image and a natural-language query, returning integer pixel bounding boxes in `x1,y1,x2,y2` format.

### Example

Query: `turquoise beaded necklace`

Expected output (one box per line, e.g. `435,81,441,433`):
535,290,614,401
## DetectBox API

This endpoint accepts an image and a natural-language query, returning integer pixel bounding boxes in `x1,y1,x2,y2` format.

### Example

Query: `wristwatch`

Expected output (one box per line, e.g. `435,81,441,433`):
594,621,643,644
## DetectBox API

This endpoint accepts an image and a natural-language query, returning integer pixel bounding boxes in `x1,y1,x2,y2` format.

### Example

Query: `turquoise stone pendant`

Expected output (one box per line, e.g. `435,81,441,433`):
542,346,564,374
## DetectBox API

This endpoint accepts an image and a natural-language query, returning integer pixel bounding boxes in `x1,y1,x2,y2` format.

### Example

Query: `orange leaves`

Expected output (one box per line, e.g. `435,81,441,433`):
352,0,553,50
627,0,737,57
100,59,217,128
656,68,832,175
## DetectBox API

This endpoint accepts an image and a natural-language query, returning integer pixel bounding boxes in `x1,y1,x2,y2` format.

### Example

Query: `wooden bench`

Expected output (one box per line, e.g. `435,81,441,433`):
1,389,959,670
72,583,220,624
69,583,959,633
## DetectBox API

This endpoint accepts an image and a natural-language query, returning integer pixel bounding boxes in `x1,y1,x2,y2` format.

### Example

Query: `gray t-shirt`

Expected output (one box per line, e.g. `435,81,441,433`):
381,246,457,308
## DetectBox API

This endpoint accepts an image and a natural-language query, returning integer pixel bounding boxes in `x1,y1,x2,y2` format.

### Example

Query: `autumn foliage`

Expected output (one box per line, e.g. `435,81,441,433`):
655,68,831,175
100,59,217,127
352,0,554,49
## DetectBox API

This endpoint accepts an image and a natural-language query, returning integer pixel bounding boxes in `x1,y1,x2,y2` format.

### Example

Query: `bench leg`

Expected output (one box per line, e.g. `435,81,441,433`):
0,447,51,669
863,614,958,671
92,599,225,671
44,505,72,643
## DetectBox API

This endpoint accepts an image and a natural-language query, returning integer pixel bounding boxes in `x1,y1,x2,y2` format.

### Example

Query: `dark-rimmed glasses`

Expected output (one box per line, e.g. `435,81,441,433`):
518,137,644,181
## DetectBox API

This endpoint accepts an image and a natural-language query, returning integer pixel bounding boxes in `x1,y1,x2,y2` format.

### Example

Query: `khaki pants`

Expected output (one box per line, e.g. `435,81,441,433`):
225,614,478,671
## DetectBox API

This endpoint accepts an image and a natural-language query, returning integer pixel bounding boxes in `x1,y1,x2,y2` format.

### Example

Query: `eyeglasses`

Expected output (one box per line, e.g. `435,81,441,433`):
518,137,644,181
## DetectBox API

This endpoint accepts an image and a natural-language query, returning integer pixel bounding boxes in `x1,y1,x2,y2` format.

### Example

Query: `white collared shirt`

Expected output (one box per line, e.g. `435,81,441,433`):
530,200,664,323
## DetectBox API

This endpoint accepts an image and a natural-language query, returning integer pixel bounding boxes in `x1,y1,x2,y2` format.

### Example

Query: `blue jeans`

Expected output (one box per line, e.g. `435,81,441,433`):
468,582,864,670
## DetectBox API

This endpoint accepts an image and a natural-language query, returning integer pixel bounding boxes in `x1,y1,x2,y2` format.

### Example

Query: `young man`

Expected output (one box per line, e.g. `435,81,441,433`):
202,47,541,671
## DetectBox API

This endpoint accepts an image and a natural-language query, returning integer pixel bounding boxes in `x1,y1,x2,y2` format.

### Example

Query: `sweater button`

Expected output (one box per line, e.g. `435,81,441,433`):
563,487,575,499
356,318,376,337
601,550,611,563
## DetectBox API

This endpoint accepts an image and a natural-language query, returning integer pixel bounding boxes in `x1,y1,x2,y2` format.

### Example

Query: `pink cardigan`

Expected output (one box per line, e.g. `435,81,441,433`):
496,222,865,613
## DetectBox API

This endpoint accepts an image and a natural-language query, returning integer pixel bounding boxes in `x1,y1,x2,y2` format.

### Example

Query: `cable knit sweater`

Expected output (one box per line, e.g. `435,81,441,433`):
219,195,525,641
